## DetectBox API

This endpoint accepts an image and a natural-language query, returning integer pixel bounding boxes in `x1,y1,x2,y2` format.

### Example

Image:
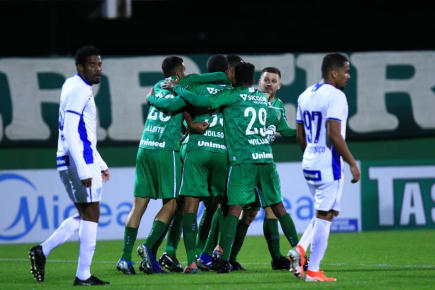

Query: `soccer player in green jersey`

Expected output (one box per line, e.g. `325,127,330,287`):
149,55,236,273
116,56,228,275
169,62,299,273
228,67,299,271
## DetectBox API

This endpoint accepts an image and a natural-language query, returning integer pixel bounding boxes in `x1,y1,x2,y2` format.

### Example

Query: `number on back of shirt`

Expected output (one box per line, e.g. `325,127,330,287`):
245,107,267,137
148,107,171,122
303,110,322,143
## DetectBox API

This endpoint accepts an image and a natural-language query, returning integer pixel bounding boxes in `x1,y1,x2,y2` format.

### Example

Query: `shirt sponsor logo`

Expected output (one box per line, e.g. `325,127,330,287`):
248,138,270,146
140,139,166,148
197,140,227,150
252,152,273,160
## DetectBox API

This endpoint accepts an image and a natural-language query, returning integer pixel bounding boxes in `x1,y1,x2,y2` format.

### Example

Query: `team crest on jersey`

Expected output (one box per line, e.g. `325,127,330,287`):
240,94,248,101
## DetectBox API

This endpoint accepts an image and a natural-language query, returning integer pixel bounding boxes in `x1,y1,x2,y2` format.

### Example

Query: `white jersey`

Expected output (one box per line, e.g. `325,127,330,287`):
56,74,107,180
296,83,348,184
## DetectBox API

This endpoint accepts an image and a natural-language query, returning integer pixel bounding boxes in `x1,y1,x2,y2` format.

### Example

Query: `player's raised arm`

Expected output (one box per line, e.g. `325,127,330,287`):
180,71,229,87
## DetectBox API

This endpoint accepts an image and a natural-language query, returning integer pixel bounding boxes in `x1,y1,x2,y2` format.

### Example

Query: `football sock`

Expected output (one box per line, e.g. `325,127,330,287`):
182,213,198,265
121,226,138,261
221,214,239,262
308,218,331,272
165,213,183,258
76,220,98,281
278,213,299,247
298,217,315,252
41,214,80,257
229,220,249,263
152,225,169,258
144,220,168,257
263,218,282,260
196,208,214,256
203,207,223,255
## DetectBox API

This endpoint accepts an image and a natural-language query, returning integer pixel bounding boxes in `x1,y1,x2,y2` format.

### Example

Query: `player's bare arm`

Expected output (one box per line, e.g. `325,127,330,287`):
296,122,307,151
327,120,360,183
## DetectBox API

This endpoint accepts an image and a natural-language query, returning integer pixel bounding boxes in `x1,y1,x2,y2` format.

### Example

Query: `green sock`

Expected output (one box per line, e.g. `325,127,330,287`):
182,213,198,265
278,213,299,247
221,215,239,262
229,221,249,263
165,213,183,258
196,209,214,256
145,220,168,257
152,225,169,258
121,226,138,261
203,207,223,255
263,218,282,260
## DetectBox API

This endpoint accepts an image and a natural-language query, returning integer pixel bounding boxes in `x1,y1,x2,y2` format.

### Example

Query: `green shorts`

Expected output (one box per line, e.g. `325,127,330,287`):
227,163,282,207
180,150,228,198
134,148,182,199
242,187,262,211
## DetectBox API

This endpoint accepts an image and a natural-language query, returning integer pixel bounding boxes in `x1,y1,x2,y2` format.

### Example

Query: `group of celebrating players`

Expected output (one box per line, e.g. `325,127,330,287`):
28,46,360,285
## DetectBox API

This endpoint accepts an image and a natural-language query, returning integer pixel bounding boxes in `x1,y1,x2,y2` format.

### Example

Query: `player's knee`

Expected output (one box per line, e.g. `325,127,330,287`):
242,210,258,224
316,210,334,221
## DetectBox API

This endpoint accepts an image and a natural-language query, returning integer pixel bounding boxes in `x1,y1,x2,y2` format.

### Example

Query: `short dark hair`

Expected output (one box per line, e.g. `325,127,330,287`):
261,67,281,78
75,45,101,66
235,62,255,86
321,53,348,79
226,54,244,68
207,54,229,73
162,56,184,77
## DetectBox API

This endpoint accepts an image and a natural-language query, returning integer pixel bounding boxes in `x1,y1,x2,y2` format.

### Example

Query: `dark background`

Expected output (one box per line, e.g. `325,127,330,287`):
1,0,434,57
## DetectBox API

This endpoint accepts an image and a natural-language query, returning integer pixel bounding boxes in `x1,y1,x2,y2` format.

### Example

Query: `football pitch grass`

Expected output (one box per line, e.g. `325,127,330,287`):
1,230,434,289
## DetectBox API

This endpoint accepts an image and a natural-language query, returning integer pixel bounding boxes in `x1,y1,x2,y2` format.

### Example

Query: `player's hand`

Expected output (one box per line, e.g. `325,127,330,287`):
145,87,154,104
265,124,277,143
350,164,361,183
161,78,178,91
190,121,210,134
81,177,92,188
101,169,110,182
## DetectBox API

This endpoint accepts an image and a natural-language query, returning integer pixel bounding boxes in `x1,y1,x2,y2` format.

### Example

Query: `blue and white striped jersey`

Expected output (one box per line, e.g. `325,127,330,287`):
56,74,107,179
296,83,348,184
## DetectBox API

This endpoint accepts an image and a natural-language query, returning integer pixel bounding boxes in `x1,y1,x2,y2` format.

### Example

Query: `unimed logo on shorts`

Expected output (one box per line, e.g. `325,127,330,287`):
361,162,435,230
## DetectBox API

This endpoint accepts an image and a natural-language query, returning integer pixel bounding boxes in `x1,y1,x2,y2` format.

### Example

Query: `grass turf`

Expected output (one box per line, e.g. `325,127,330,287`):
1,230,435,289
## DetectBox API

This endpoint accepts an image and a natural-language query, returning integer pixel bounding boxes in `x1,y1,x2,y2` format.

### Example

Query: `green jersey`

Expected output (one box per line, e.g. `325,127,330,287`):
141,72,229,151
268,97,296,137
181,83,231,154
139,80,184,151
209,86,274,165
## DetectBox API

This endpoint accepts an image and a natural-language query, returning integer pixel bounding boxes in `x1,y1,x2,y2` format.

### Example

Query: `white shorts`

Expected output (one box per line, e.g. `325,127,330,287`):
308,178,344,212
59,163,103,203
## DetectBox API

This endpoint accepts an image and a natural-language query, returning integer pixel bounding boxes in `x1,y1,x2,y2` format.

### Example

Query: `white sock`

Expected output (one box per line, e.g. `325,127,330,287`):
307,218,331,272
76,220,98,280
297,217,316,252
41,215,80,257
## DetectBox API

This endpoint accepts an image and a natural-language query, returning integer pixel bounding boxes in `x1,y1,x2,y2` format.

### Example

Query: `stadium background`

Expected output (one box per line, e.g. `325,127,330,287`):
0,0,435,244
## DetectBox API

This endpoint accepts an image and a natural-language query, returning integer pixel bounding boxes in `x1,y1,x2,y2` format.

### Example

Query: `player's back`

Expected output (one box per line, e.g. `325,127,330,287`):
186,82,230,153
139,79,184,151
218,87,273,164
297,83,348,184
